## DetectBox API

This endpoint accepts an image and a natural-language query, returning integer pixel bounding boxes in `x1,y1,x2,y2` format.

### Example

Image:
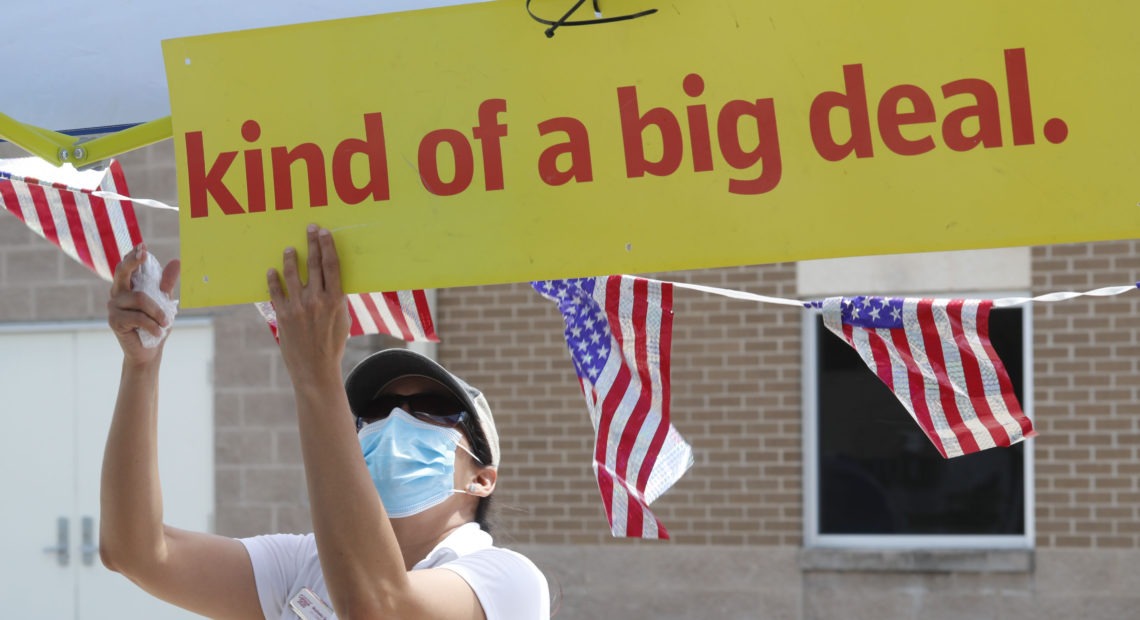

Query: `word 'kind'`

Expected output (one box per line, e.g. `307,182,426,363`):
184,100,509,218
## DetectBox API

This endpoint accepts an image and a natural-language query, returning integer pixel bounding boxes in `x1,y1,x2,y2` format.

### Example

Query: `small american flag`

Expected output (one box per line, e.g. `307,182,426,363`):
819,296,1035,458
0,159,142,281
255,290,438,342
534,276,693,539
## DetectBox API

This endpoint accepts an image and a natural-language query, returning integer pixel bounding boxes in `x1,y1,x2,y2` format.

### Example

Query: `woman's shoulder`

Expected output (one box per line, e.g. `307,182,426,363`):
239,532,321,575
239,532,318,557
439,547,551,620
438,525,545,581
465,545,545,576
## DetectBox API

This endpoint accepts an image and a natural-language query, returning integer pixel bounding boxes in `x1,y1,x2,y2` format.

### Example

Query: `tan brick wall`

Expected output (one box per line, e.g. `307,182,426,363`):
1032,241,1140,549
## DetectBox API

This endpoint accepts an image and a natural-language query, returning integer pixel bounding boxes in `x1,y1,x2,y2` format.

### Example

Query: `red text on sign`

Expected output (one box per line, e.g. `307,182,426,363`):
809,48,1067,161
186,113,391,218
617,73,783,195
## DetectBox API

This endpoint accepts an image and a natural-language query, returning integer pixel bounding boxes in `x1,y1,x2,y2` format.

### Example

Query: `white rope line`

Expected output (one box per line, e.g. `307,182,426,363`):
92,190,179,211
990,285,1138,307
668,280,807,307
663,279,1138,308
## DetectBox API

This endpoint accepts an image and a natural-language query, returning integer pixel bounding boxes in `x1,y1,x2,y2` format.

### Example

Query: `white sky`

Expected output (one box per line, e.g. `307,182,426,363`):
0,0,487,131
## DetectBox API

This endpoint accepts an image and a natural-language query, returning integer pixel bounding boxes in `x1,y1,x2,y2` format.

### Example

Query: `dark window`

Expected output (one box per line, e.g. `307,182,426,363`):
815,307,1026,536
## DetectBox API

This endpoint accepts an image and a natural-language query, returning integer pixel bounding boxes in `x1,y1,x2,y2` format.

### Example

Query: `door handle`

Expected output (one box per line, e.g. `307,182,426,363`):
42,516,69,566
81,516,99,566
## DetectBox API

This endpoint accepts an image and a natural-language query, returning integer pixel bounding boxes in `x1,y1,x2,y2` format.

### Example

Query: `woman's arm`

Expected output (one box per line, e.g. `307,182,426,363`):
99,245,263,620
269,226,487,620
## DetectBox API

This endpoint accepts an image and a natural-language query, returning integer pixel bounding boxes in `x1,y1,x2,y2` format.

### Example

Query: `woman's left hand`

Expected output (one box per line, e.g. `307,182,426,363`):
267,224,350,383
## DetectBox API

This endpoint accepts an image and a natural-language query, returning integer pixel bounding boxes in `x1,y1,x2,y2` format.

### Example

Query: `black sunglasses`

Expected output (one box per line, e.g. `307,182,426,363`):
356,392,469,430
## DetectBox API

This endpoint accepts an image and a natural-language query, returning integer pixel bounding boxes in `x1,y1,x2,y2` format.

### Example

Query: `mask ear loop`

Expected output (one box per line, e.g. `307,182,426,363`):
459,444,488,497
526,0,658,38
456,442,484,465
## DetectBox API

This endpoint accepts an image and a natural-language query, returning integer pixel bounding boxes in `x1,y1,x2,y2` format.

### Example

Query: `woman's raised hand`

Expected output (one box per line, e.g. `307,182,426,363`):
107,244,181,365
267,225,350,383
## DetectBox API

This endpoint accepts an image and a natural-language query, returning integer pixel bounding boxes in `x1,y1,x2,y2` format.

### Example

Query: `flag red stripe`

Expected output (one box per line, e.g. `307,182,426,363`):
346,298,365,337
107,162,144,247
864,329,897,392
614,278,652,480
27,185,62,247
357,293,388,335
595,358,631,475
88,193,124,273
976,300,1035,441
638,283,670,540
616,277,652,538
411,289,440,342
594,465,616,533
594,277,631,528
947,301,1009,446
635,283,673,499
381,292,414,341
844,322,896,391
0,181,22,221
58,189,96,274
917,301,979,454
625,485,644,539
889,327,949,458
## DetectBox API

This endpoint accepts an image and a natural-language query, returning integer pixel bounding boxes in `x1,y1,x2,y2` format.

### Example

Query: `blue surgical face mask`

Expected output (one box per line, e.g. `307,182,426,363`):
358,409,479,518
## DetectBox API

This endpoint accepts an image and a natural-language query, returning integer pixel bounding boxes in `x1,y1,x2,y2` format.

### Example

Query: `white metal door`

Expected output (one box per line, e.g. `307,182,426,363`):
0,322,214,619
0,331,78,617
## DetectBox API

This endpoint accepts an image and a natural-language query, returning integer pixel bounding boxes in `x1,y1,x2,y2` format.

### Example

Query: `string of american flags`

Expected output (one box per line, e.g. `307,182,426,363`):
3,157,1138,540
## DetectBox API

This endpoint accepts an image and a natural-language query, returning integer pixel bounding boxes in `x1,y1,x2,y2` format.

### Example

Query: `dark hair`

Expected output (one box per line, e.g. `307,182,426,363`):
461,412,496,534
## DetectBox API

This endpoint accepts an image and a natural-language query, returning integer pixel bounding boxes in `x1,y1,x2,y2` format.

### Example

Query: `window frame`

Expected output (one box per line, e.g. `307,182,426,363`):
801,292,1035,550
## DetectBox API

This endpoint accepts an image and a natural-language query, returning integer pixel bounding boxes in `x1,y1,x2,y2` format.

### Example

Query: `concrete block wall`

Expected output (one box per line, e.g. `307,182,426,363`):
516,546,1140,619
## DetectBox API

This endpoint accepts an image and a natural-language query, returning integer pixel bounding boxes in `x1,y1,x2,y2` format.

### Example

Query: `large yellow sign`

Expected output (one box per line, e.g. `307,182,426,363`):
164,1,1140,308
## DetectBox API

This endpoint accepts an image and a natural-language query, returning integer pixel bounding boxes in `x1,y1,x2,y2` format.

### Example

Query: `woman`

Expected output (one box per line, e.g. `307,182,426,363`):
100,225,549,619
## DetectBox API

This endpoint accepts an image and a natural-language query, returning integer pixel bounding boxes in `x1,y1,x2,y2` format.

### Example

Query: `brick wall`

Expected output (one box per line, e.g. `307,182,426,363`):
1032,241,1140,549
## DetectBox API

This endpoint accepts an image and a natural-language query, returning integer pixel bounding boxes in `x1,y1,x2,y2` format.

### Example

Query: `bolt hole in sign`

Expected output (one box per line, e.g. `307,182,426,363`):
161,1,1140,308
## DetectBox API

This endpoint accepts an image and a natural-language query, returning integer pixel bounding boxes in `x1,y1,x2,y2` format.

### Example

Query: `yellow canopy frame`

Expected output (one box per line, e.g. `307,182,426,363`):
0,112,172,167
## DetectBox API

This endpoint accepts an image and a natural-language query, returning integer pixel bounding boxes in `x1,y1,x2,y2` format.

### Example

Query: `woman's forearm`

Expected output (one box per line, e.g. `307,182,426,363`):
293,371,412,615
270,226,420,617
99,356,167,573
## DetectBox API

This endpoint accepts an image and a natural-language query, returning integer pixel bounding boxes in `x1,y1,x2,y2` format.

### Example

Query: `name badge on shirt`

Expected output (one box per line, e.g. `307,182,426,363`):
289,588,335,620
